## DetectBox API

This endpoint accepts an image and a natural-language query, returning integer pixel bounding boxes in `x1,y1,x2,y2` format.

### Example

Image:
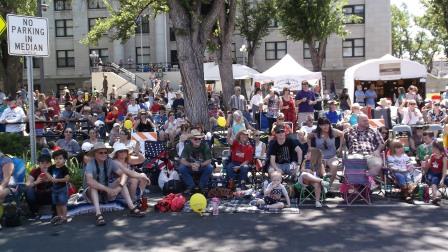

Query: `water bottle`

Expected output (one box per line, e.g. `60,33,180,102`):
305,160,311,170
212,197,220,216
417,184,423,201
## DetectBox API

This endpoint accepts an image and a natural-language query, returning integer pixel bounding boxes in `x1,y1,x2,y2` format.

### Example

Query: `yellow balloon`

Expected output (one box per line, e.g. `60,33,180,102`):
124,120,133,129
189,193,207,215
217,117,226,128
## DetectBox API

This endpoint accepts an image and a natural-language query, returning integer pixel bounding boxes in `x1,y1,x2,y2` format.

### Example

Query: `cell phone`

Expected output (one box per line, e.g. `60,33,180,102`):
39,173,46,178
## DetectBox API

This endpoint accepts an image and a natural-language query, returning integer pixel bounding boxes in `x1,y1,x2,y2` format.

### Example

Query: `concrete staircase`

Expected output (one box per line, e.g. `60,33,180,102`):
91,72,138,97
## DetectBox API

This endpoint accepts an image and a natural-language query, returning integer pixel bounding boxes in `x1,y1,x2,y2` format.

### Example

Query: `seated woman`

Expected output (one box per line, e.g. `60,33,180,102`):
133,111,156,132
225,130,254,190
253,131,266,172
308,118,343,189
401,99,424,125
297,154,328,208
110,143,148,202
387,140,416,203
270,113,293,137
113,129,139,153
227,110,248,144
160,111,180,144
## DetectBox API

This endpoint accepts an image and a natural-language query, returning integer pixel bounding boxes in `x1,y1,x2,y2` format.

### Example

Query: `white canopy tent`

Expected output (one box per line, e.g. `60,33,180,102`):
344,54,427,102
203,62,260,80
254,54,322,91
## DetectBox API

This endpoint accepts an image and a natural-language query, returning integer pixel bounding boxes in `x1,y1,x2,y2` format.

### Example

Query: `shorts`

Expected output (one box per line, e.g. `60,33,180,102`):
275,163,293,175
426,172,448,186
264,196,280,205
52,186,68,205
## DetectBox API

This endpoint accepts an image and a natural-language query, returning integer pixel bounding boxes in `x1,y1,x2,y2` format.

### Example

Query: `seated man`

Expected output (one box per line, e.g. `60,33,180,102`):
268,126,303,175
56,128,81,158
179,129,213,195
325,100,342,125
26,153,53,218
83,143,147,226
344,114,385,176
225,130,254,190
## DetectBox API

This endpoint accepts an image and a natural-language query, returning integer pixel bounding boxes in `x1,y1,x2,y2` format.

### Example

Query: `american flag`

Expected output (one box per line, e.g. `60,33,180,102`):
145,141,167,159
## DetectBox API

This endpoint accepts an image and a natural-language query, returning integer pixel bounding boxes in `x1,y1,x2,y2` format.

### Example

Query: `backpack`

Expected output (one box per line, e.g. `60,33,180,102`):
1,202,22,227
162,180,184,195
155,193,186,212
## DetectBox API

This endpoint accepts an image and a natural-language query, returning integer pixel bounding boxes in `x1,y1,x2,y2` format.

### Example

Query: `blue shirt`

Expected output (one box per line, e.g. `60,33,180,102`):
365,89,377,107
0,156,13,181
295,90,315,113
325,111,342,124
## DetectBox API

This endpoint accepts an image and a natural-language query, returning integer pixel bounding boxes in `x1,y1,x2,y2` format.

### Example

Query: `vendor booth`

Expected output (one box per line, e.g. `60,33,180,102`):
204,62,260,95
254,54,322,91
344,54,428,103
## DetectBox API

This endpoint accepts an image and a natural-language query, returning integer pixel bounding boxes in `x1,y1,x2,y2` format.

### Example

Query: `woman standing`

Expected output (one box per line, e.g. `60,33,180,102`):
339,88,351,111
264,90,283,132
281,88,297,130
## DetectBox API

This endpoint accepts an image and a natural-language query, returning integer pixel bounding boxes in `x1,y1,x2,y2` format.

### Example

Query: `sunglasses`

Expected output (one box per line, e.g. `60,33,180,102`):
409,103,416,105
277,118,285,120
96,151,108,155
254,135,260,137
65,131,72,134
193,138,202,141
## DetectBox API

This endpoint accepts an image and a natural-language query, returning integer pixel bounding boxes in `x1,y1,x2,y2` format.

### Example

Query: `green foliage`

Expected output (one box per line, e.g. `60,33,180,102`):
0,133,30,157
236,0,275,53
419,0,448,58
67,157,83,189
274,0,347,42
392,3,442,72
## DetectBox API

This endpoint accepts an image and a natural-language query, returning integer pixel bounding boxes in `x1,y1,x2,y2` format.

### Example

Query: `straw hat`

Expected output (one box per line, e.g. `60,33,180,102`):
377,98,389,107
110,143,131,158
189,129,204,139
87,142,113,157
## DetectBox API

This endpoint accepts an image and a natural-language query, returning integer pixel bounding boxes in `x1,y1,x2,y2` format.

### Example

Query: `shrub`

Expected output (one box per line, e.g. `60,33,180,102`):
0,133,30,157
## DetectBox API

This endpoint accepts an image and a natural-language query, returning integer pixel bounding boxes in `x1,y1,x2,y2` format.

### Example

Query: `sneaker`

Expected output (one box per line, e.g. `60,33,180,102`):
257,204,268,211
249,200,258,206
315,201,323,208
432,198,441,206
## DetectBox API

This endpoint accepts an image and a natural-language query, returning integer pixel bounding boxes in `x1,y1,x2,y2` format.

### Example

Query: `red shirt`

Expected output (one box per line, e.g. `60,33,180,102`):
230,140,254,164
150,103,161,113
429,154,444,174
105,112,118,123
46,96,60,116
113,99,127,116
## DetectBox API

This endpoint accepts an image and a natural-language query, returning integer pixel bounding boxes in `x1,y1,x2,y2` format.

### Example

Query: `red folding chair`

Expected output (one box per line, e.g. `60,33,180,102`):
341,158,371,205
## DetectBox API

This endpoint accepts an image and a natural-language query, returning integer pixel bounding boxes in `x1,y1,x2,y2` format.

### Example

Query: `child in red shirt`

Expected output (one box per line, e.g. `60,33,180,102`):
226,130,254,189
425,142,448,205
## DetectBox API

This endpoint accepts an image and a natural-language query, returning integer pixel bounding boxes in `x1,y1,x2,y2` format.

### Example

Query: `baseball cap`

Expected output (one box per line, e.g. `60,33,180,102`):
274,125,285,133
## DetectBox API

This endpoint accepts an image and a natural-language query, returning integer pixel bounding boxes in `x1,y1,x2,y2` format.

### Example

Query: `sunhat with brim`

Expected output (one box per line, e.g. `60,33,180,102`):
189,129,204,139
377,98,389,107
87,142,113,157
110,143,131,158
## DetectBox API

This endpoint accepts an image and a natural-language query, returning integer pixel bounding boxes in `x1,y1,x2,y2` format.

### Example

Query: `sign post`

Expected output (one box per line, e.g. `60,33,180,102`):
7,14,49,164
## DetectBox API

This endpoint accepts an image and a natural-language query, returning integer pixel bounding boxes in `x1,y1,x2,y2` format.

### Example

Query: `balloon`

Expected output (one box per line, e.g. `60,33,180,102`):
124,120,133,130
189,193,207,215
217,117,226,128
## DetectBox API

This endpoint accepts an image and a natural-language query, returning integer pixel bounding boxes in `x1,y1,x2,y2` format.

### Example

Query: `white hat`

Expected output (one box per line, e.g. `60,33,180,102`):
81,142,94,152
113,123,120,128
94,120,105,127
110,142,131,158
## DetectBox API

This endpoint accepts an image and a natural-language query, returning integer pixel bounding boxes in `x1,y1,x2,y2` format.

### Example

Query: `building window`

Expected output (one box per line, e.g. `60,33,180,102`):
88,0,106,9
54,0,72,11
343,5,365,24
135,16,150,34
231,43,236,63
136,47,150,65
171,50,178,65
57,50,75,67
343,38,365,57
89,49,109,66
268,19,278,28
170,28,176,41
303,41,320,59
55,19,73,37
265,41,287,60
88,17,105,31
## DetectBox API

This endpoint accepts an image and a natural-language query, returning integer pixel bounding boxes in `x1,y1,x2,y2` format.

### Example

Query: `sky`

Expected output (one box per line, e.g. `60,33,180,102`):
390,0,426,17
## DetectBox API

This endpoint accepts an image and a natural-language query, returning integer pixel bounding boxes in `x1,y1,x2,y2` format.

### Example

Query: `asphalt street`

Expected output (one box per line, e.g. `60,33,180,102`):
1,204,447,252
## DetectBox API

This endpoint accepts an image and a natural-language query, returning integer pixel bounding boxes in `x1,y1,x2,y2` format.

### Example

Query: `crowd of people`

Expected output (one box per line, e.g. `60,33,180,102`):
1,79,448,229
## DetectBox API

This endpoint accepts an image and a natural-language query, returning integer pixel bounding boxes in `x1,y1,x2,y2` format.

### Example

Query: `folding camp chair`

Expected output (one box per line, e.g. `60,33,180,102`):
294,182,326,206
341,158,371,205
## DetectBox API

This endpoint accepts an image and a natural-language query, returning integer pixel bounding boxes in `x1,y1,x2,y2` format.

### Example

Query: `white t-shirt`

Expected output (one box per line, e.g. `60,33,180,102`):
127,104,140,116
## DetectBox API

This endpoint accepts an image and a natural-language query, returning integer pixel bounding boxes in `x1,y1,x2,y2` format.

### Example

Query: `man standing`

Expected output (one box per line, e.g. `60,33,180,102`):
102,76,108,98
60,101,80,131
344,114,385,176
295,81,316,125
0,97,26,135
229,86,248,115
83,143,148,226
179,130,213,195
250,88,264,128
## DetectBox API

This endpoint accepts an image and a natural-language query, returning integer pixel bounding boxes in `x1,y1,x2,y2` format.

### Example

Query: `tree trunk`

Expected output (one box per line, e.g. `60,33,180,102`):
167,0,224,129
0,39,22,96
217,0,237,112
308,38,327,72
247,45,255,68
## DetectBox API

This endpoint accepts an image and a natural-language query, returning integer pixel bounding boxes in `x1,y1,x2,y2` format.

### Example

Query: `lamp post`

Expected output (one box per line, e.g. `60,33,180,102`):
89,51,99,72
239,44,247,65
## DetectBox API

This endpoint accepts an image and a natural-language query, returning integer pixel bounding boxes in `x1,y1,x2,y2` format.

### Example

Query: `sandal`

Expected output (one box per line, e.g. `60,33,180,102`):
129,206,146,218
53,217,67,226
95,214,106,226
50,216,61,224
